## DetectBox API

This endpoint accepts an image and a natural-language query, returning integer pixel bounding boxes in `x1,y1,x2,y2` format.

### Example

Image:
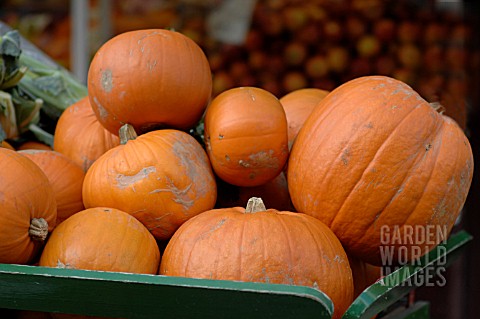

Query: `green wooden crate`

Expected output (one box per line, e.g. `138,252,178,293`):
0,230,472,319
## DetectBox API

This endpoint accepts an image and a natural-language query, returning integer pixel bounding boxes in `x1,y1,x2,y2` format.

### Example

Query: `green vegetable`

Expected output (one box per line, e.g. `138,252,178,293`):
0,29,87,146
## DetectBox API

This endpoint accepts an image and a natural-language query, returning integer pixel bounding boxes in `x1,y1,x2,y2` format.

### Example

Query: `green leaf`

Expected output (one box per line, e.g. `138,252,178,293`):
0,30,21,57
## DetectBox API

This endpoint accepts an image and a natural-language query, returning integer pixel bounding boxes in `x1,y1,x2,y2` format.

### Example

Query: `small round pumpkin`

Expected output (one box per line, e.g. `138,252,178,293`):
88,29,212,135
19,150,85,224
82,125,217,241
53,97,120,172
279,88,329,150
204,87,289,187
288,75,474,265
39,207,160,274
0,148,57,264
160,197,353,319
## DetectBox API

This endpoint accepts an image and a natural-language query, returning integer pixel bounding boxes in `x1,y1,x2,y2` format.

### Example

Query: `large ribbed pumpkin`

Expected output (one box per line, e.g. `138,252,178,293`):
160,197,353,319
53,97,119,172
19,150,85,224
82,125,217,240
279,88,329,150
88,29,212,135
0,148,57,264
288,76,474,265
39,207,160,274
204,87,289,187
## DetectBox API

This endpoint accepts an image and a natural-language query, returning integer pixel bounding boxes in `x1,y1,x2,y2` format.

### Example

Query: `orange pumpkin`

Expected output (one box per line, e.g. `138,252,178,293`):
160,197,353,319
1,140,15,150
288,76,474,265
17,141,52,150
88,29,212,135
215,172,294,211
53,97,120,172
19,150,85,224
0,148,57,264
348,255,382,298
204,87,289,187
82,125,217,241
279,88,329,150
39,207,160,274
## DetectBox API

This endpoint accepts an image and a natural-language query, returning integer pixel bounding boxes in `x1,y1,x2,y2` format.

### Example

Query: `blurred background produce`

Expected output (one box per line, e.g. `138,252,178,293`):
1,0,476,131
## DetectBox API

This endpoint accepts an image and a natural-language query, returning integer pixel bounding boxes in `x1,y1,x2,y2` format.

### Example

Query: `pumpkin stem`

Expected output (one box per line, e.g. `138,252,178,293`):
430,102,446,114
119,124,138,145
29,218,49,242
245,197,266,213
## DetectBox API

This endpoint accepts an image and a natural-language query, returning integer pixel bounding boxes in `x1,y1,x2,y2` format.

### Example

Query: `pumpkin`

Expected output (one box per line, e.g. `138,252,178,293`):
17,141,52,150
160,197,353,319
1,140,15,150
0,148,57,264
215,172,294,211
53,97,120,172
88,29,212,135
19,150,85,224
288,75,474,265
39,207,160,274
279,88,329,150
204,87,289,187
82,124,217,241
348,255,382,298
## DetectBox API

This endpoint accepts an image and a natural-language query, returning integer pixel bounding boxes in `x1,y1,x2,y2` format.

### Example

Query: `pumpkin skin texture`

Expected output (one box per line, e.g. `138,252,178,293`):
160,198,354,319
279,88,329,150
82,127,217,241
288,76,474,266
0,148,57,264
19,150,85,224
204,87,289,187
39,207,160,274
54,97,120,172
88,29,212,135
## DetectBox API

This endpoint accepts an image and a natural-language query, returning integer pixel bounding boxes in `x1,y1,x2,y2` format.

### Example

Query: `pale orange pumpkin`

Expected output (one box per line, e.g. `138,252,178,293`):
204,87,289,187
0,148,57,264
279,88,329,150
160,197,354,319
288,75,474,265
88,29,212,135
82,125,217,241
19,150,85,224
39,207,160,274
53,97,120,172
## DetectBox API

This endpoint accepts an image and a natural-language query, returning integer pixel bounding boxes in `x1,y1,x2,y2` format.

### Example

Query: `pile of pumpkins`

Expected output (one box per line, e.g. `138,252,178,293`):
0,29,473,319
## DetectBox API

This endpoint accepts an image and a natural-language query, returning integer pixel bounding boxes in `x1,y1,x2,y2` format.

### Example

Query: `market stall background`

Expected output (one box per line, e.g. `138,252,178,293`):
1,0,479,318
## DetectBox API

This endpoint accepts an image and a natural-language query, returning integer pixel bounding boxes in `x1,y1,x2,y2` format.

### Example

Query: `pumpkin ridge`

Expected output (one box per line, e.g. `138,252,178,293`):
332,107,444,242
291,85,420,218
353,119,445,246
328,101,423,229
403,119,466,227
276,212,295,268
301,215,353,318
238,213,247,280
